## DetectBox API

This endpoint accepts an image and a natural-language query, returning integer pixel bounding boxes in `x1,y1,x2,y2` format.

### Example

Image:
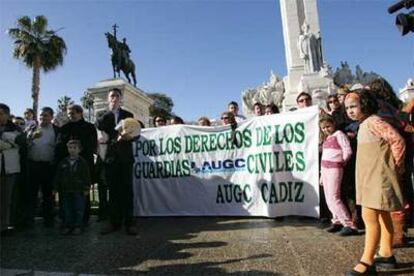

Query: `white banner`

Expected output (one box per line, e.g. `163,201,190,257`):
133,106,320,217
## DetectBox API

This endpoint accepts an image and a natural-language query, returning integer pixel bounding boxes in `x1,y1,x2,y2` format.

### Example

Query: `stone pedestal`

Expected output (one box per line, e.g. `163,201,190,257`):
86,78,154,126
297,72,335,109
282,71,305,110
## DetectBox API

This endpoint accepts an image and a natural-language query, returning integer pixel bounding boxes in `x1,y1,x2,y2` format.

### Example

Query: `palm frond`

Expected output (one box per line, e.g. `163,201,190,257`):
16,16,32,33
42,34,67,72
33,15,48,35
7,28,20,39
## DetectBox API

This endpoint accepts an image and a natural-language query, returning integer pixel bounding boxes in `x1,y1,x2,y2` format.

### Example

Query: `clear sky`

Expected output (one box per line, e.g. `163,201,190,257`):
0,0,413,121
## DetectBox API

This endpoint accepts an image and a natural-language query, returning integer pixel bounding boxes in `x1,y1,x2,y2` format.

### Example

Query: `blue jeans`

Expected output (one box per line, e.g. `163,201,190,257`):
61,192,85,228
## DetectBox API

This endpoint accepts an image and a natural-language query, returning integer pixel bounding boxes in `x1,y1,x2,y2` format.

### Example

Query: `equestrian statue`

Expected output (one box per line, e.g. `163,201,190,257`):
105,24,137,86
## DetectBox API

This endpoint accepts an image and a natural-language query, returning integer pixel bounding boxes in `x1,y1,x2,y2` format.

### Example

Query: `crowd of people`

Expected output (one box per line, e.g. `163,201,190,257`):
1,78,413,274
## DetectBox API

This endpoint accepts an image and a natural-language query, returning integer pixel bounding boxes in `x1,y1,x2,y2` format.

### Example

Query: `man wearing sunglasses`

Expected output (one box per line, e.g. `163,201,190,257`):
153,116,167,127
296,92,313,109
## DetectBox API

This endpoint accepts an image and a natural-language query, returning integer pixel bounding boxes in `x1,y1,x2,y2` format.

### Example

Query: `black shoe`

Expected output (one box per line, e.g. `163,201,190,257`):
0,228,15,237
345,261,377,275
326,224,343,233
374,254,396,269
319,217,330,224
100,224,121,235
126,225,138,236
72,228,82,235
60,228,72,235
44,220,55,228
21,222,34,230
338,227,359,236
97,216,107,222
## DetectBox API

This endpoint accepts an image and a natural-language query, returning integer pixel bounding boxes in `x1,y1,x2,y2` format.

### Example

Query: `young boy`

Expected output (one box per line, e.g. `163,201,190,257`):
54,140,90,235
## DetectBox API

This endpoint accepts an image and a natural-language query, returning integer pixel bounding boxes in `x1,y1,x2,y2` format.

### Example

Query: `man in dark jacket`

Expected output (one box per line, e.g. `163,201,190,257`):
56,104,97,225
96,88,137,235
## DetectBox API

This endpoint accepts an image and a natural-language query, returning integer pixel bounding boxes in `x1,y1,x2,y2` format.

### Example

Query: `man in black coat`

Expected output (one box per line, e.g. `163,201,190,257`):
96,88,137,235
56,104,97,225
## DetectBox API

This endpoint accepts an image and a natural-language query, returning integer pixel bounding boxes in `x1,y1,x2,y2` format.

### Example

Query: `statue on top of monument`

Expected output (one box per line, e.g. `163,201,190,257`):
105,24,137,86
297,22,323,74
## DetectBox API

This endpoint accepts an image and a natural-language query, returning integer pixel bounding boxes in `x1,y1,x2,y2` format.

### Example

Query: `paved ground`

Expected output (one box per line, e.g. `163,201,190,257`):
1,217,414,276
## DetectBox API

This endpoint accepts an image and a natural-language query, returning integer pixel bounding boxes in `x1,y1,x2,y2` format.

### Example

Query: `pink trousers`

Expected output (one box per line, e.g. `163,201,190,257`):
321,167,355,228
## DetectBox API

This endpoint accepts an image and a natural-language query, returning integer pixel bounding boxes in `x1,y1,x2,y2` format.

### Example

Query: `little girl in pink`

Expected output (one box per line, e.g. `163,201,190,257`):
320,115,358,236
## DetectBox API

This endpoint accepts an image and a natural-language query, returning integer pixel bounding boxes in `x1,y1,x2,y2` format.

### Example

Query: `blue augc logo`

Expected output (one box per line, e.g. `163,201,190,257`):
191,158,246,174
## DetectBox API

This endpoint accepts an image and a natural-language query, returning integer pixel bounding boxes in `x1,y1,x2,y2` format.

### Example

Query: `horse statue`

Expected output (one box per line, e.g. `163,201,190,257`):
105,32,137,86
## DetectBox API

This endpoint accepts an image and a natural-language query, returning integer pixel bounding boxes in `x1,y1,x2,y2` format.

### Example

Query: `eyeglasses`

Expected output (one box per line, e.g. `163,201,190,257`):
221,117,229,120
298,98,311,103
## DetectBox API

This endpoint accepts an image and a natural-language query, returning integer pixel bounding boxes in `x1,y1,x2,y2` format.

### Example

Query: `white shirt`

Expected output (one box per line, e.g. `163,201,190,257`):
24,119,37,131
112,108,120,124
234,114,246,123
28,124,56,162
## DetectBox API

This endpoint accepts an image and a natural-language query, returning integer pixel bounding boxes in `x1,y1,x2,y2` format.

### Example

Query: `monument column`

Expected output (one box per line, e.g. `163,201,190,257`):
280,0,330,110
280,0,306,73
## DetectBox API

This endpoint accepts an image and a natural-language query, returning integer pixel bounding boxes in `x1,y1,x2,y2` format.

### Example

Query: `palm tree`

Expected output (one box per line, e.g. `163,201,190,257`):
8,15,67,118
57,95,74,113
80,91,94,122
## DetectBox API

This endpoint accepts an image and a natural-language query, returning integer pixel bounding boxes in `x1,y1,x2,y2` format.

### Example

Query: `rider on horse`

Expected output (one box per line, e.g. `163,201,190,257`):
105,28,137,86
